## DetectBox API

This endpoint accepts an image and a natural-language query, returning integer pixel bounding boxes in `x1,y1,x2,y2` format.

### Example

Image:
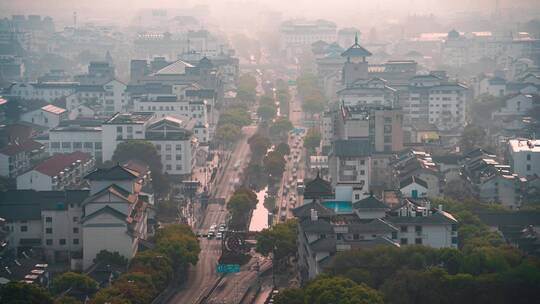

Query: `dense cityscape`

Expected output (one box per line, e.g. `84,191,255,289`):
0,0,539,303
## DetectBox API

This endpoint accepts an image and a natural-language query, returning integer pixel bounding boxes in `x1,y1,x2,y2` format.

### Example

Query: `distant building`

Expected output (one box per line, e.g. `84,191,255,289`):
279,19,337,60
507,139,540,178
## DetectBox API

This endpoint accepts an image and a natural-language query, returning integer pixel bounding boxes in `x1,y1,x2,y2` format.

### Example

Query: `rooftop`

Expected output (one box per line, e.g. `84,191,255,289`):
509,139,540,153
341,34,372,58
41,104,66,115
105,112,154,125
85,164,139,181
31,151,92,177
0,139,43,156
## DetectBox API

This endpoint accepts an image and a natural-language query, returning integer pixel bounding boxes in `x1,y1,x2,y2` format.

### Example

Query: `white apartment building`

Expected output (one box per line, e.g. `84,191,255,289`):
5,82,77,101
16,152,94,191
329,139,371,201
65,79,127,118
508,139,540,178
102,112,197,178
402,74,467,130
0,140,44,178
145,116,197,178
20,104,68,129
101,112,155,161
45,123,103,162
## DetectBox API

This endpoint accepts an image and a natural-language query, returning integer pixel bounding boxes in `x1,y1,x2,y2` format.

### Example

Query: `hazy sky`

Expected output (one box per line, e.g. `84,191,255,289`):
1,0,539,28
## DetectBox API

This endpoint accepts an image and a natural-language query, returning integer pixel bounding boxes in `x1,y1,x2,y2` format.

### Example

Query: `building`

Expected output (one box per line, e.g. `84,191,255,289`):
337,78,397,107
476,76,507,97
279,19,337,60
399,176,428,199
0,140,44,178
65,79,127,118
20,104,68,129
391,150,441,198
341,34,371,87
293,191,458,283
508,139,540,178
44,120,103,162
5,82,77,101
101,112,155,161
329,139,371,201
400,73,467,131
461,149,525,209
0,164,154,269
144,116,197,178
492,94,538,119
16,152,94,191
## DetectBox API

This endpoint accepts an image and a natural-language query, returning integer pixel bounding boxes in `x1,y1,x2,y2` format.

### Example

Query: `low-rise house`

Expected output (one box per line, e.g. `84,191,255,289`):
45,120,103,162
0,139,44,178
0,164,154,269
400,176,428,198
391,150,441,197
20,104,68,129
492,94,538,119
16,152,94,191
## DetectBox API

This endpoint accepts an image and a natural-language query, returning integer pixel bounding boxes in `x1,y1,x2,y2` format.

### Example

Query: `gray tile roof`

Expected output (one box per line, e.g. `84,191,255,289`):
400,176,428,189
303,172,333,200
85,165,138,181
292,201,335,218
332,139,371,157
300,218,334,233
309,237,336,252
386,211,457,225
353,195,389,210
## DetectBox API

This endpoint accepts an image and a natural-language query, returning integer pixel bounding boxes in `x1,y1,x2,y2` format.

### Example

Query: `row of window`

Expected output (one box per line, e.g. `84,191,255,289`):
139,105,204,111
165,164,183,171
50,142,102,149
155,144,182,151
45,238,79,246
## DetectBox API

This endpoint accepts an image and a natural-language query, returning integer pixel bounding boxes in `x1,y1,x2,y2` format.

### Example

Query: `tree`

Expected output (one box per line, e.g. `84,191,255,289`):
269,117,293,141
304,127,321,151
256,219,297,260
263,151,286,178
248,134,271,160
215,123,242,145
111,140,169,195
257,104,276,122
129,250,173,290
54,296,82,304
52,272,98,295
112,272,156,304
0,282,53,304
154,224,200,270
274,288,305,304
218,108,251,127
89,287,129,304
237,74,258,102
304,276,383,304
460,124,487,153
275,142,291,156
94,250,128,267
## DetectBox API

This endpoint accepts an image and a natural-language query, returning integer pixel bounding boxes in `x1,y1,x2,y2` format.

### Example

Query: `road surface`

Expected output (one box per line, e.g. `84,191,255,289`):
168,125,256,304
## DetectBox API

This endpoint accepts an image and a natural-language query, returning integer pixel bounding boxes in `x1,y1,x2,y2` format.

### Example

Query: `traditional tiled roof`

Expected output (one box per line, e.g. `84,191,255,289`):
81,205,128,223
309,237,336,252
85,164,139,181
292,201,335,218
400,176,428,189
299,218,334,233
341,34,372,58
154,59,194,75
0,190,89,221
32,151,92,177
387,211,457,225
303,172,333,200
353,195,389,210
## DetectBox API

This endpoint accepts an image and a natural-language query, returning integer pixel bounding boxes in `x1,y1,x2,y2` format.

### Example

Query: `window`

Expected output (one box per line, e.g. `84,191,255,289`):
176,154,182,160
360,170,365,175
320,234,327,239
176,144,182,151
452,224,458,232
384,117,392,123
400,238,408,245
166,164,172,170
527,154,531,161
127,126,133,133
155,144,161,150
46,228,52,234
59,239,66,245
62,142,71,149
384,135,392,143
353,234,359,240
94,142,102,149
527,164,531,171
176,164,182,171
117,126,122,132
452,237,458,244
415,238,423,244
45,217,52,223
51,142,60,149
360,160,365,165
166,155,171,160
391,231,397,239
21,226,28,232
73,216,78,223
354,194,360,200
415,225,422,232
73,227,79,234
46,239,53,246
166,144,171,151
84,142,93,148
73,238,79,245
400,226,408,232
337,233,343,240
73,142,82,149
384,125,392,133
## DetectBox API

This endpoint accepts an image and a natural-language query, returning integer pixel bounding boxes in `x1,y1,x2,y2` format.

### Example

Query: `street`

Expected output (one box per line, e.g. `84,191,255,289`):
168,125,256,304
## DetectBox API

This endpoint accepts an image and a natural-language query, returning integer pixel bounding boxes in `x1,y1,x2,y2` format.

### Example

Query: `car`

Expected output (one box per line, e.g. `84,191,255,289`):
207,231,215,239
216,232,223,240
218,225,226,232
210,224,217,230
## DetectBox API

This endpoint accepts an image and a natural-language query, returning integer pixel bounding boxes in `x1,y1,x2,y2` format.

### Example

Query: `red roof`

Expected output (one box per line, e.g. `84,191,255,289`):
0,140,43,156
33,151,92,177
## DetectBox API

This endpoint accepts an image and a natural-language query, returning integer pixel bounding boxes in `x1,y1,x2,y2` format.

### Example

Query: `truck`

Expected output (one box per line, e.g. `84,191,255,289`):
297,179,305,193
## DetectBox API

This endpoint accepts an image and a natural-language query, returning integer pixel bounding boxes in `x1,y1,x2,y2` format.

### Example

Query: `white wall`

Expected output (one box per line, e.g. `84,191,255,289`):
17,170,52,191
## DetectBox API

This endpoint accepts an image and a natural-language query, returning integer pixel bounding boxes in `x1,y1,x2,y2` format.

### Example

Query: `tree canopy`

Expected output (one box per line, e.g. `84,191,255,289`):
255,219,297,260
52,272,98,295
263,151,286,178
0,282,53,304
304,127,321,151
257,104,277,122
269,117,293,141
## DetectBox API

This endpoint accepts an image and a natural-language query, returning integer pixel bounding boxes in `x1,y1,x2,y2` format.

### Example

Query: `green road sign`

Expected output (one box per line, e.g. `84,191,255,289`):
217,264,240,273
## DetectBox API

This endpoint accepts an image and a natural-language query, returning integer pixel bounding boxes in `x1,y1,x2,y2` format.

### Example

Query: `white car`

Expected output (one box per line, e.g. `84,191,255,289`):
216,232,223,240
